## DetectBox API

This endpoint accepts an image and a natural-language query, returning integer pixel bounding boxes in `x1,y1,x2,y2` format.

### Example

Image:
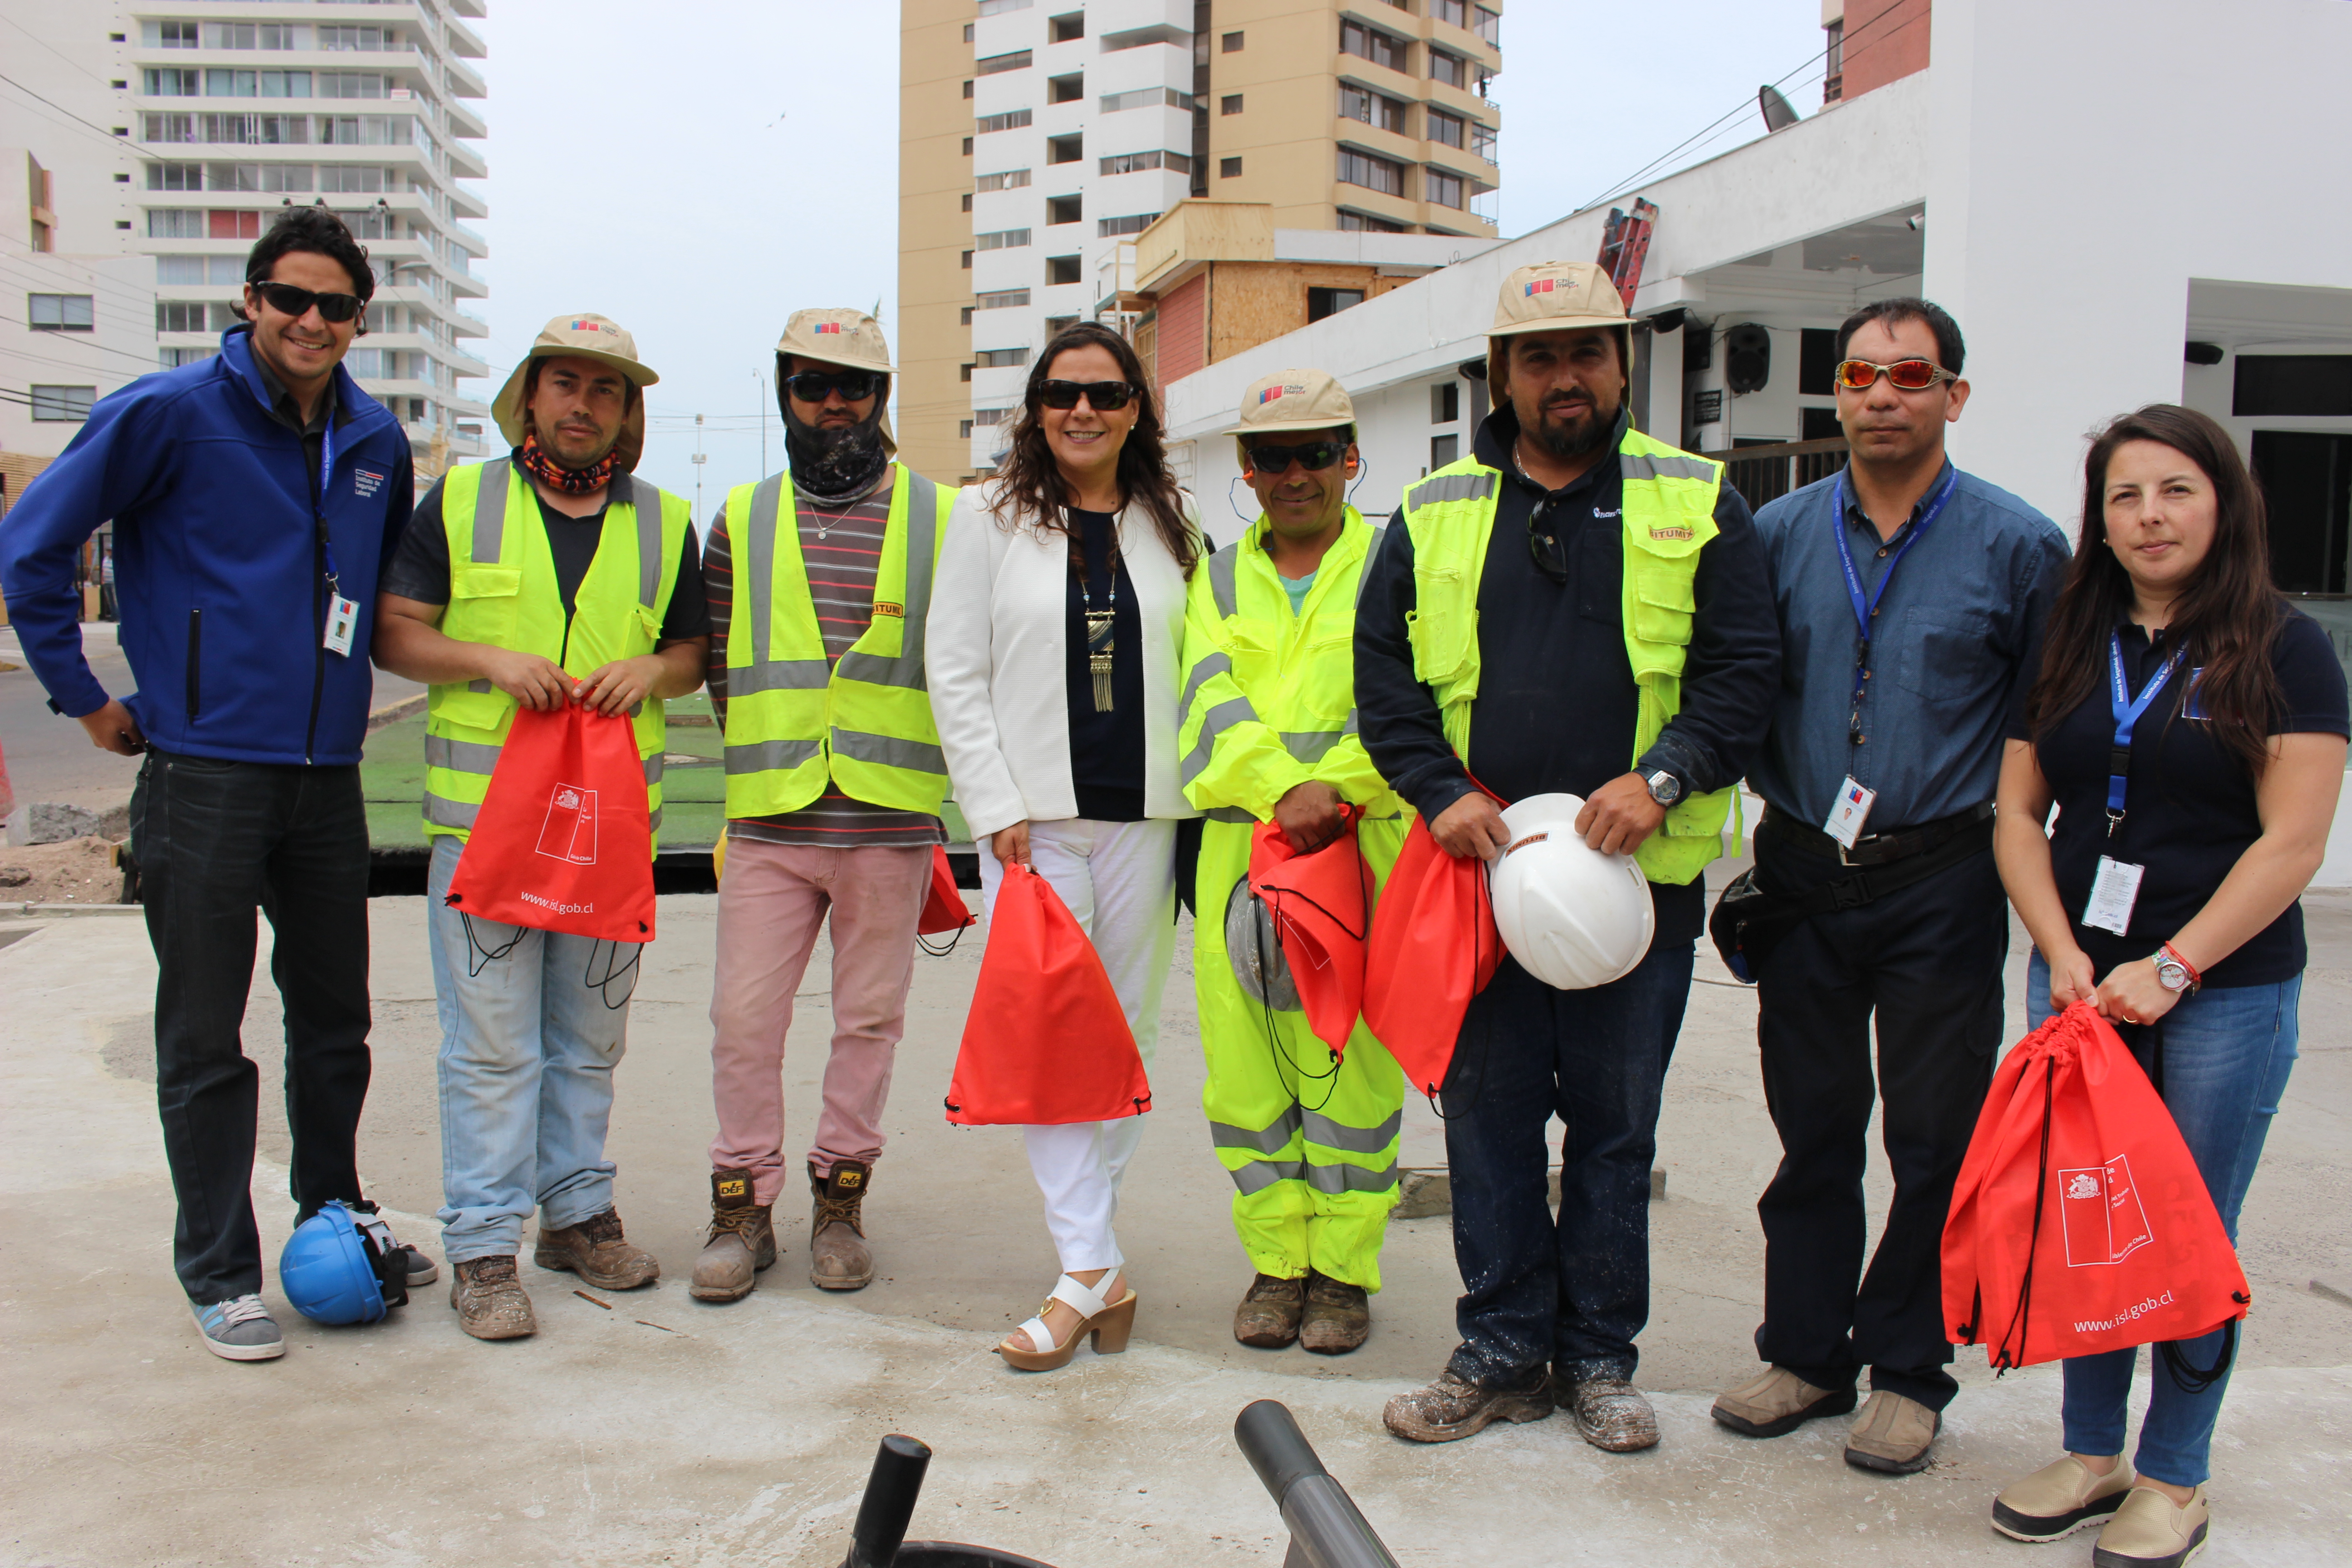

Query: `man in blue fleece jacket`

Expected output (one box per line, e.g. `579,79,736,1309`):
0,207,423,1362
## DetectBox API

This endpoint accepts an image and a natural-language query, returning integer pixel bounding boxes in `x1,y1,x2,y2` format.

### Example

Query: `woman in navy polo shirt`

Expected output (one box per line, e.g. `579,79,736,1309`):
1990,404,2347,1568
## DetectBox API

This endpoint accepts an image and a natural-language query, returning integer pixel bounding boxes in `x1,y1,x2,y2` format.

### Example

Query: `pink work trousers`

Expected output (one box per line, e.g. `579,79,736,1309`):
707,838,933,1205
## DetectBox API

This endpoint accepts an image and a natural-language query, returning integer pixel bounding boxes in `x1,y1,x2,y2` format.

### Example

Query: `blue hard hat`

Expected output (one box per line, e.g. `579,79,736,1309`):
280,1201,390,1325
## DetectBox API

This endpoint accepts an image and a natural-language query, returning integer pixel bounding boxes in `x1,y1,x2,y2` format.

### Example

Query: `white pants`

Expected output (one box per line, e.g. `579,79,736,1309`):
978,817,1178,1274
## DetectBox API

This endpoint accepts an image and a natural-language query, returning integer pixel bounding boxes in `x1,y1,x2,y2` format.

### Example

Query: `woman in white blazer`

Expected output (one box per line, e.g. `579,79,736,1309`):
926,322,1204,1372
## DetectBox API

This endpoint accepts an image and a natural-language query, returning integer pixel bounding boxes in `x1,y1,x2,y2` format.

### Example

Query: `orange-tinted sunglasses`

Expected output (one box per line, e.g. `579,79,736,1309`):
1835,358,1957,391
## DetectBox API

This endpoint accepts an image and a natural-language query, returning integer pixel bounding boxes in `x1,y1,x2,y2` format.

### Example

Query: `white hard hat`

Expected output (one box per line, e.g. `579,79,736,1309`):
1488,794,1656,990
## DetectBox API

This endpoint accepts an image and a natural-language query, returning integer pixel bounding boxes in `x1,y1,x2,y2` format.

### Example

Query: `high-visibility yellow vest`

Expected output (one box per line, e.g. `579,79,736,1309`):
422,457,689,853
717,462,956,818
1177,505,1403,825
1396,426,1737,885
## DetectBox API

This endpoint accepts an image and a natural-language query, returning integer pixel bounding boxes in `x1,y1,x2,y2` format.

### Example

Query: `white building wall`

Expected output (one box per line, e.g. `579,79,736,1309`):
0,245,155,460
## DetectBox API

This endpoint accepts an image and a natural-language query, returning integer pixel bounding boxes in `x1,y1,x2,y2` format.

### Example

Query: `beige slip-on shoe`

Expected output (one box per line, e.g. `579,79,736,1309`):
1711,1366,1857,1438
1843,1389,1939,1474
2092,1484,2209,1568
1993,1454,2136,1542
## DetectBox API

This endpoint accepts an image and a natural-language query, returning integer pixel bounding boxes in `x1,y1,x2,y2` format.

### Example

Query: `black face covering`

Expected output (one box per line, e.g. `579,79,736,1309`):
781,367,892,501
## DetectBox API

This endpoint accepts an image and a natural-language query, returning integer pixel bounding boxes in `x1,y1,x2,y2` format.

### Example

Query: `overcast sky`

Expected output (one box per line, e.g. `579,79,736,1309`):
467,0,1828,512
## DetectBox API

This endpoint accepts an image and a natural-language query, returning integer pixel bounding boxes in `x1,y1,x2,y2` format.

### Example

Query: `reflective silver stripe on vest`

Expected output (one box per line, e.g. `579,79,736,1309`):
1181,695,1259,785
1225,1156,1399,1197
1210,1105,1302,1156
1207,541,1241,619
471,457,512,564
648,804,662,835
1279,728,1348,764
742,472,791,671
836,470,941,691
466,678,495,694
425,734,502,775
643,753,663,786
612,473,663,609
728,658,828,695
1181,650,1232,718
1355,522,1387,608
724,736,823,774
1408,471,1497,506
831,727,945,776
1618,452,1720,484
1304,1106,1402,1155
1204,806,1255,823
423,791,480,829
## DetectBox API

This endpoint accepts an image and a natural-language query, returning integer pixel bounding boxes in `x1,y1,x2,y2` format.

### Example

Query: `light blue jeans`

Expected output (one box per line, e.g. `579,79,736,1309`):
428,834,638,1263
2025,951,2301,1486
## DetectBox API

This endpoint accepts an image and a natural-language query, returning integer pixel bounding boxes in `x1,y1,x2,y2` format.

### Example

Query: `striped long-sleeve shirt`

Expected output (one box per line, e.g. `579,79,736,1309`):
704,470,944,849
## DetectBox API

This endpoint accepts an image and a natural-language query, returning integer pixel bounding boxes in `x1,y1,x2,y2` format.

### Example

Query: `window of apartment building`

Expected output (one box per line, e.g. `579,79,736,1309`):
978,50,1033,75
145,68,201,97
960,419,975,438
1340,20,1411,74
202,22,257,49
31,386,97,422
1046,194,1082,225
979,0,1033,14
960,363,974,382
1098,212,1158,236
1338,147,1406,196
976,227,1031,250
259,71,313,97
152,20,197,48
156,255,247,285
1100,149,1187,176
1220,94,1243,115
258,24,298,50
1338,83,1410,134
1308,287,1365,322
158,347,218,369
1050,12,1084,41
266,164,318,191
1430,433,1460,468
976,109,1033,134
1102,87,1191,113
148,208,206,238
1426,168,1464,208
1472,120,1497,163
1433,0,1467,23
1339,209,1406,234
963,79,974,99
1046,255,1082,285
962,191,974,211
206,162,261,191
1047,133,1083,163
1220,157,1241,179
964,23,975,42
976,289,1032,310
157,300,210,333
961,250,974,268
960,305,975,324
1222,31,1245,52
1045,314,1078,335
977,348,1030,368
1049,73,1083,103
1432,382,1460,423
29,294,95,332
317,72,387,99
977,168,1032,191
317,25,393,50
1427,108,1465,148
963,136,973,155
1473,7,1501,45
206,69,262,98
148,162,202,191
1429,49,1468,88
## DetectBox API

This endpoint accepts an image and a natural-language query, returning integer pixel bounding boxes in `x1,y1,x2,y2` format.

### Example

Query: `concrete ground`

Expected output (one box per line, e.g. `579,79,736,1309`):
2,888,2348,1567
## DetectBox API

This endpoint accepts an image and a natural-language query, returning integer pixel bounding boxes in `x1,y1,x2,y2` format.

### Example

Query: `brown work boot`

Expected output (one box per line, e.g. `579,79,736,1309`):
808,1161,874,1291
1382,1369,1553,1444
1298,1271,1371,1355
1711,1366,1857,1438
1843,1389,1940,1474
534,1208,660,1290
449,1255,536,1340
1233,1273,1306,1348
690,1168,777,1303
1558,1371,1661,1452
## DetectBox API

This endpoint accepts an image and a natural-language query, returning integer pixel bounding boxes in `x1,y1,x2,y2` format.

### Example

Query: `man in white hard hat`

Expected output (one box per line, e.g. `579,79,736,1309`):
1357,261,1781,1448
375,313,709,1340
1178,369,1408,1355
691,309,958,1302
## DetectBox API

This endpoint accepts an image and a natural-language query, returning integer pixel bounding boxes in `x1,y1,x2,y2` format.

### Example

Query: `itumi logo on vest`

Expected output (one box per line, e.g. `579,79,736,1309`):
2058,1154,2155,1268
1648,525,1695,541
535,784,599,865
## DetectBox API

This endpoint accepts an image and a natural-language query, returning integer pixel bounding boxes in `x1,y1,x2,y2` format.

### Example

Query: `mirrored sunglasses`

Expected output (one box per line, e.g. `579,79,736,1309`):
1834,358,1956,392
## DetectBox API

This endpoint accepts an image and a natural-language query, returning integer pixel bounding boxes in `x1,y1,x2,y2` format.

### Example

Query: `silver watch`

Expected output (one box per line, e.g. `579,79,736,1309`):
2154,949,2195,994
1644,768,1682,807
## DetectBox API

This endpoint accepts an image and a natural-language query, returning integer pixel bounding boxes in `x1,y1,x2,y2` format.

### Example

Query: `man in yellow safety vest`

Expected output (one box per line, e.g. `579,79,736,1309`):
691,309,958,1303
1357,262,1781,1448
1179,368,1406,1356
375,313,708,1341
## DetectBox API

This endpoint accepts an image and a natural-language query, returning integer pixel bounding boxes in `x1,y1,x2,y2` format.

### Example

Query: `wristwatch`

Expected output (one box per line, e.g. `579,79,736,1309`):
2154,943,2200,994
1643,768,1683,807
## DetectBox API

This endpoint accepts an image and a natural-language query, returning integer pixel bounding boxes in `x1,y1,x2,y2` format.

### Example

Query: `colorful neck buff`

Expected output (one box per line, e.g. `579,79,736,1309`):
515,428,619,495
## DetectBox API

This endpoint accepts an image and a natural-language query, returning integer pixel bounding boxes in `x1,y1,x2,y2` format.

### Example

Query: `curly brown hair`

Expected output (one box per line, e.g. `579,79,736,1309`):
985,322,1200,576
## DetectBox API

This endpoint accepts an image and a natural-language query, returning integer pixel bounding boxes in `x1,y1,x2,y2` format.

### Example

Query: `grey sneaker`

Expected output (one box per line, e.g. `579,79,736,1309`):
191,1294,285,1362
395,1244,438,1289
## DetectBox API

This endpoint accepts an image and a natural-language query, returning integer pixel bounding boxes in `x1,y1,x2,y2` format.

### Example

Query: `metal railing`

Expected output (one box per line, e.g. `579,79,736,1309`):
1703,436,1849,510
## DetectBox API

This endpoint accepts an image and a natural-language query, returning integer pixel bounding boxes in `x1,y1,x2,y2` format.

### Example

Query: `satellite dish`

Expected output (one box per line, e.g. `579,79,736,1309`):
1759,85,1799,132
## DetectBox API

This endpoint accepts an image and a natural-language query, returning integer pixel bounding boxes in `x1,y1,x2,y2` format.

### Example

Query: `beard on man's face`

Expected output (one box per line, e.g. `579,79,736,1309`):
1525,385,1621,462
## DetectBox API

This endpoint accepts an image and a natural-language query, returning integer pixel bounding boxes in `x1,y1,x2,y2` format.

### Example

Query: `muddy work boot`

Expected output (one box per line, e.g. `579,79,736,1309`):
1382,1369,1553,1444
808,1161,874,1291
534,1208,660,1290
1298,1271,1371,1355
1558,1370,1661,1452
450,1255,537,1340
690,1168,777,1303
1233,1274,1306,1348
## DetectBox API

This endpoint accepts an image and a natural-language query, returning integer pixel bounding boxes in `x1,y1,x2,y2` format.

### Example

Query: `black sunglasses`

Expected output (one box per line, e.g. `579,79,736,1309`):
1526,495,1571,583
250,280,364,324
1245,441,1346,475
783,369,884,403
1038,379,1136,412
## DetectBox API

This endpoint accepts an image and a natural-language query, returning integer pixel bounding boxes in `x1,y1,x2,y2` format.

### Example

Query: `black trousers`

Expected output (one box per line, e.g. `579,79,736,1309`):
133,751,372,1304
1751,836,2006,1411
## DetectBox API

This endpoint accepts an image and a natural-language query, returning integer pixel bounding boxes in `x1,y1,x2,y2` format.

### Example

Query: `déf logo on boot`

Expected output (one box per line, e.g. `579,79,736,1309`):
717,1177,747,1200
835,1169,862,1189
534,783,599,864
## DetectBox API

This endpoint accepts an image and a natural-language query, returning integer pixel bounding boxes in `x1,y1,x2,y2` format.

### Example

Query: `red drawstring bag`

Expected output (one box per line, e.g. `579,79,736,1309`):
1945,1000,2250,1373
918,845,976,936
943,862,1151,1125
443,705,657,944
1246,811,1372,1053
1361,816,1502,1097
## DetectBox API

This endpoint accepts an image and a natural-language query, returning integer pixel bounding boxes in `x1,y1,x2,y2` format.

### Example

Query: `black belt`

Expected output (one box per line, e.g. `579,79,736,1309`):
1758,799,1996,868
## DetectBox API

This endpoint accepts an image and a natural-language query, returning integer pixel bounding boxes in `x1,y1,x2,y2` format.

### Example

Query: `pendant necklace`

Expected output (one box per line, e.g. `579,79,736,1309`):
1070,511,1119,713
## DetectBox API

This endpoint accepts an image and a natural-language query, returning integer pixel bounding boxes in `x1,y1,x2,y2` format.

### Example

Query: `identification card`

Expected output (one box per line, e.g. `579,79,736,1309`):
2083,855,2144,936
1823,777,1877,849
323,592,359,657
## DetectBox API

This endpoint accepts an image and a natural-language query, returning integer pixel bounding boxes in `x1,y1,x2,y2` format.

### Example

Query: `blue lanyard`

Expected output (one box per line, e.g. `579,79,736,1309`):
2106,631,2183,835
1832,468,1959,742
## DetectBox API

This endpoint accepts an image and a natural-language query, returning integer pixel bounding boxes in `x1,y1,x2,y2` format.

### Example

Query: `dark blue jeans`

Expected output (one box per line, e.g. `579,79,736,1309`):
1441,936,1695,1388
132,750,372,1304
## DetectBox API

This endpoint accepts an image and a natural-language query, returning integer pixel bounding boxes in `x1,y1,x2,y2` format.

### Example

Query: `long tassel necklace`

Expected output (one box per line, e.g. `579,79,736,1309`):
1070,511,1119,713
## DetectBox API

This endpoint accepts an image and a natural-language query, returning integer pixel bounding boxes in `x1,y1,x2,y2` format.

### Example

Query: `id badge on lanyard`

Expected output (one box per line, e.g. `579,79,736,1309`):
2084,632,2182,936
316,421,359,657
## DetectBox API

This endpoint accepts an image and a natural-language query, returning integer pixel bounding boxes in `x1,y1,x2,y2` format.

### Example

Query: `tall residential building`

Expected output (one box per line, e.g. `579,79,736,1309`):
0,0,491,474
899,0,1504,482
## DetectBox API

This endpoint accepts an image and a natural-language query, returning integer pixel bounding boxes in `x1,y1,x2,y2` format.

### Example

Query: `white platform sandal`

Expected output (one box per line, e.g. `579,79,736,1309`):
996,1272,1138,1372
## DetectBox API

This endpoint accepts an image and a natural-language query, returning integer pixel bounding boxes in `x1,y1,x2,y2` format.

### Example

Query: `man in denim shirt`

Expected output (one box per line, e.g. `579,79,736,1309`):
1710,299,2068,1473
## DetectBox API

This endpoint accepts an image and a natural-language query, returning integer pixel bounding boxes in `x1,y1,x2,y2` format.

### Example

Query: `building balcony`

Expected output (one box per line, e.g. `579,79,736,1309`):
445,10,488,54
445,98,488,142
444,54,488,98
446,141,487,180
